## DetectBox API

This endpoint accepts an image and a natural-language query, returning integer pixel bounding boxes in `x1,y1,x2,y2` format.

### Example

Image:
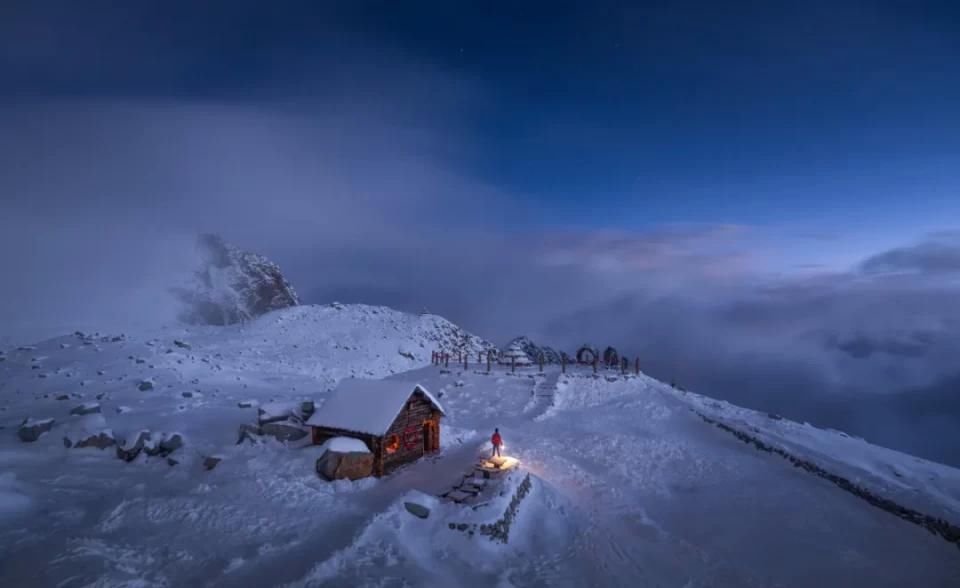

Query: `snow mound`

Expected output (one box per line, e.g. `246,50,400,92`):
318,437,370,454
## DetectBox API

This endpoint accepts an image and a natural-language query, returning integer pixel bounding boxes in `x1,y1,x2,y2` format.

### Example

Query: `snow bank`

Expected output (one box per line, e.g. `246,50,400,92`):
319,437,370,454
0,473,31,519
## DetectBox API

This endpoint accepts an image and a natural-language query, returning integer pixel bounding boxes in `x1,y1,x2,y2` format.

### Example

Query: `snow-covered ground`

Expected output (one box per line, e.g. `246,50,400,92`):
1,305,958,587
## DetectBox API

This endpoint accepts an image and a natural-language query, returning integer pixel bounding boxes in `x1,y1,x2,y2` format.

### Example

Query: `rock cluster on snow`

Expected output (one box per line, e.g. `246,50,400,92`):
175,233,300,326
116,430,184,462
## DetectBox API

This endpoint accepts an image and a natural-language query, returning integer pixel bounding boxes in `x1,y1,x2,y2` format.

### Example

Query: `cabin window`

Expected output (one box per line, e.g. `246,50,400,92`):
385,435,400,454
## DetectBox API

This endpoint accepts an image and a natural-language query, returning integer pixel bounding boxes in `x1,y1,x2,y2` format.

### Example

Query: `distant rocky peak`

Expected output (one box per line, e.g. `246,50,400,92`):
176,234,299,326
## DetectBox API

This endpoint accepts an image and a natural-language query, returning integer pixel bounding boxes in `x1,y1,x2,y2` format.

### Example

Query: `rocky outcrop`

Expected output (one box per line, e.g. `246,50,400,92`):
175,234,299,326
316,450,374,481
504,336,565,364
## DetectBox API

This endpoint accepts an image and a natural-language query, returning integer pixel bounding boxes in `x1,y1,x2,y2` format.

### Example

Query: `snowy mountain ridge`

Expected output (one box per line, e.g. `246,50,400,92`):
1,303,959,586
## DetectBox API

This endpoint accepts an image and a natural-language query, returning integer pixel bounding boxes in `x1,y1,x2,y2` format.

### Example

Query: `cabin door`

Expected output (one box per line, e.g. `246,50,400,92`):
423,421,437,453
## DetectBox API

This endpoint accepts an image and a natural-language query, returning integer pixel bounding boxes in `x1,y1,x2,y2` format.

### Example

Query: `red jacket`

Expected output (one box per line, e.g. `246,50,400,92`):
491,432,502,446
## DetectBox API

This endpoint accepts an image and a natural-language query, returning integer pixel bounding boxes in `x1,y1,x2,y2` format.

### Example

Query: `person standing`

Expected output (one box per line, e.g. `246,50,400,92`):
491,428,503,458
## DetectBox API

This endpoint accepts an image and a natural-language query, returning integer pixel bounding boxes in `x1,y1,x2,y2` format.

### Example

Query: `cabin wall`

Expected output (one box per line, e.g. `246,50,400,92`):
382,392,440,474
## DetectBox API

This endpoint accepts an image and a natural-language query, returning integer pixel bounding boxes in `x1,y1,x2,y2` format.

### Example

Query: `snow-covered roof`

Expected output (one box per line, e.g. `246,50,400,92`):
305,379,445,436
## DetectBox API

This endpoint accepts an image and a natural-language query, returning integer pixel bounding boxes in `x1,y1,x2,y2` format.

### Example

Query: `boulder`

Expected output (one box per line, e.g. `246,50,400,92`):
70,403,101,416
300,400,315,421
173,339,191,349
404,502,431,519
56,394,69,401
316,450,374,481
161,433,183,453
18,418,55,442
261,421,308,443
203,456,222,471
138,380,154,391
181,391,193,398
236,423,262,445
116,430,151,462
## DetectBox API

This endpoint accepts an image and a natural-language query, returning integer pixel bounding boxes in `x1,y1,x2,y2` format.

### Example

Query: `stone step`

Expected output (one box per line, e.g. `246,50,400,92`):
446,489,475,503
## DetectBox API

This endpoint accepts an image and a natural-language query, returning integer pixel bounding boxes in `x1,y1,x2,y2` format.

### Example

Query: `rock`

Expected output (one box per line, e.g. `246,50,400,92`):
173,339,191,349
174,234,300,326
116,430,151,462
138,380,154,391
167,457,179,467
236,423,262,445
158,433,184,455
70,403,101,416
404,502,431,519
237,400,257,408
181,391,193,398
18,418,55,442
56,394,69,401
64,430,116,450
203,456,222,471
261,421,308,443
300,400,315,420
316,450,374,481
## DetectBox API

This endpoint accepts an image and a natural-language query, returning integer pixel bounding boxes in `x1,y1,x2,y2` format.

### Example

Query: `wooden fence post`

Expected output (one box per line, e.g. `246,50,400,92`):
539,353,544,373
511,356,516,374
464,353,468,370
635,357,640,375
561,355,566,374
593,356,598,374
621,357,627,375
444,353,449,368
487,351,492,373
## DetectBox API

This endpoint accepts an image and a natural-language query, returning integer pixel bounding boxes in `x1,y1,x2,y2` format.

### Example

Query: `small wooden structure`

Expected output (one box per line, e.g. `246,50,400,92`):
306,379,445,477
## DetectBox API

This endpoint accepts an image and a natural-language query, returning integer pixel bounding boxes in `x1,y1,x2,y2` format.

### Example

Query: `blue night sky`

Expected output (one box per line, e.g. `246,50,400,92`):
4,1,960,463
5,1,959,250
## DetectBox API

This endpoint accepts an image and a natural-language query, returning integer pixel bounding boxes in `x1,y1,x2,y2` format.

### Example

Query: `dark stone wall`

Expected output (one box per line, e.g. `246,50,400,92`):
697,412,960,550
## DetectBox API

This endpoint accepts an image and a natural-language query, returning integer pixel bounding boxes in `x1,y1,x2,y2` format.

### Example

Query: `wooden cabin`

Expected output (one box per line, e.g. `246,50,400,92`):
305,379,445,477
